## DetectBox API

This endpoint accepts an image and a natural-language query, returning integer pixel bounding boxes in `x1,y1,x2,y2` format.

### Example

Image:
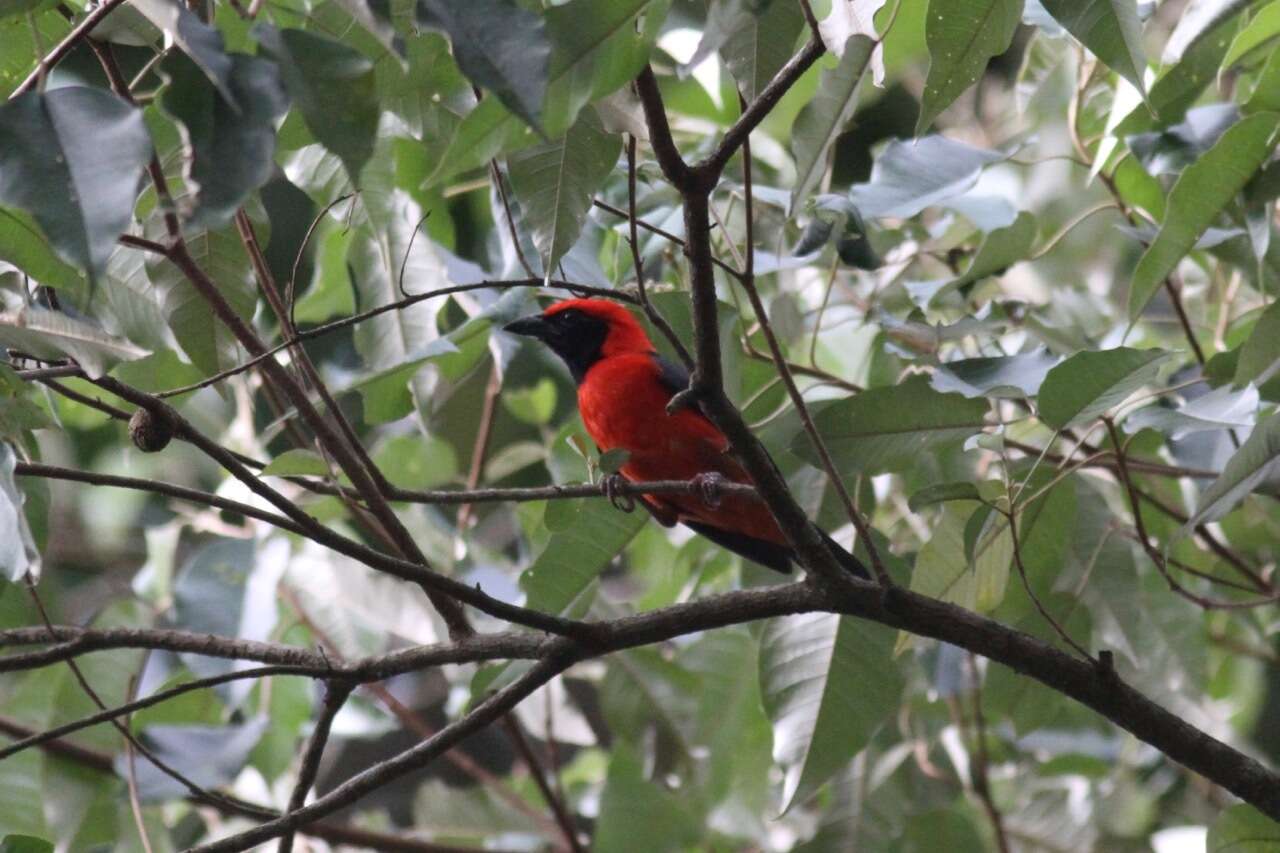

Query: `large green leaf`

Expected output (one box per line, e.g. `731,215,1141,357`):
794,375,989,475
0,208,88,300
1037,347,1171,428
1040,0,1147,95
0,307,149,377
507,107,621,273
0,837,53,853
426,0,657,184
916,0,1023,133
759,612,903,812
1181,410,1280,533
520,497,647,614
1236,300,1280,384
417,0,550,131
1129,112,1280,319
254,25,378,180
790,36,875,213
158,51,289,229
721,0,806,102
846,135,1008,219
0,88,151,279
1208,804,1280,852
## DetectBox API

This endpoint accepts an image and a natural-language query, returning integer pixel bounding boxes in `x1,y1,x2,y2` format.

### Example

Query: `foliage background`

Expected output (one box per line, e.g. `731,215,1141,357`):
0,0,1279,850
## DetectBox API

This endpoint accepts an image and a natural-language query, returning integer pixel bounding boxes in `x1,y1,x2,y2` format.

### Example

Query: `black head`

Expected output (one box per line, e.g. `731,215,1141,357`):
503,305,610,383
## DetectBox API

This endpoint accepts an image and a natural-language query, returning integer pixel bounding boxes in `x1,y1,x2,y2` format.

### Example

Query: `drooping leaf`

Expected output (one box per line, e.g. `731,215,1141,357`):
417,0,550,131
0,307,149,377
0,443,40,583
507,107,621,273
1130,112,1280,319
759,612,903,812
795,375,989,475
790,36,875,213
129,0,235,103
1040,0,1147,95
254,25,379,180
721,0,806,102
1037,347,1171,428
594,743,701,852
520,497,647,614
916,0,1023,133
942,209,1039,294
846,135,1009,219
158,51,290,229
0,88,151,279
1181,410,1280,533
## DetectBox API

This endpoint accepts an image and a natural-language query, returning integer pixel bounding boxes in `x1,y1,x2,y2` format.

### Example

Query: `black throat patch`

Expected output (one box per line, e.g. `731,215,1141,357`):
540,309,610,383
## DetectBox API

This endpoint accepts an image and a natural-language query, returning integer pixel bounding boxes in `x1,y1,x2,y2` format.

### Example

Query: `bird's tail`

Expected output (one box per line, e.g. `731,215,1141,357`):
819,529,872,580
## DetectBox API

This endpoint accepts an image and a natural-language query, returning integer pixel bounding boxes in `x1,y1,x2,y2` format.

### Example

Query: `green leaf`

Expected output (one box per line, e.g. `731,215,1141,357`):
426,0,656,184
847,135,1008,219
794,375,989,475
502,377,557,425
0,307,149,377
262,449,329,477
759,613,903,812
1208,804,1280,852
1037,347,1171,428
145,223,257,376
944,209,1038,292
908,481,982,512
598,447,631,474
0,208,88,300
790,36,875,213
520,497,646,614
1125,384,1257,439
931,348,1060,398
0,836,53,853
417,0,550,131
0,443,40,583
508,107,620,273
1040,0,1147,95
0,88,151,279
1236,300,1280,384
594,743,700,853
1223,1,1280,69
1130,112,1280,319
1182,410,1280,533
254,25,378,180
721,0,806,102
130,0,235,103
158,51,289,229
916,0,1023,133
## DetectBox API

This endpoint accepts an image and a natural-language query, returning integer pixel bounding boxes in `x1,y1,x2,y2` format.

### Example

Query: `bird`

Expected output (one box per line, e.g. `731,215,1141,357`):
503,297,869,578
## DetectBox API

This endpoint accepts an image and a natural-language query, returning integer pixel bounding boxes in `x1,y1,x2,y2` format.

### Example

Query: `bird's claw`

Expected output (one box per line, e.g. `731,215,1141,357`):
693,472,724,508
602,474,636,513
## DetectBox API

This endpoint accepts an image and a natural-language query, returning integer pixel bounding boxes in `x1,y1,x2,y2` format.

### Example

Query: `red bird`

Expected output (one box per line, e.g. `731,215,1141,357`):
504,298,868,577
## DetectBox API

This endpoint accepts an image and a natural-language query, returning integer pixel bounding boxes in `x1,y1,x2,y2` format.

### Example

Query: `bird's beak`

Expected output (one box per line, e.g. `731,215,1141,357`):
503,314,549,339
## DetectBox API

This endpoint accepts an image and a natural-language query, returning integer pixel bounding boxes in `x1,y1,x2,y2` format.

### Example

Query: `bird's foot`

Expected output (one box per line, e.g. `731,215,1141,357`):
601,474,636,513
692,472,725,508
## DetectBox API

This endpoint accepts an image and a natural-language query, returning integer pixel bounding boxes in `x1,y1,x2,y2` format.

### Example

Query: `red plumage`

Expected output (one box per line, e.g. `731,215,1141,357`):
506,298,867,577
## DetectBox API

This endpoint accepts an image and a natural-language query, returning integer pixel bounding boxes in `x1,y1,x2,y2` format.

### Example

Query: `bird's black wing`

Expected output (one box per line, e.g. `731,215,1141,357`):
651,353,690,397
683,521,794,574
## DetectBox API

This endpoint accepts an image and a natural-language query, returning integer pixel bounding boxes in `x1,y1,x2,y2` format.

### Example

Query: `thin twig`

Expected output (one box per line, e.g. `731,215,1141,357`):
278,679,355,853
